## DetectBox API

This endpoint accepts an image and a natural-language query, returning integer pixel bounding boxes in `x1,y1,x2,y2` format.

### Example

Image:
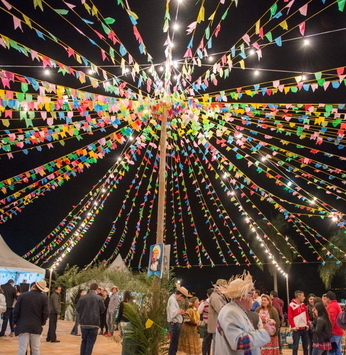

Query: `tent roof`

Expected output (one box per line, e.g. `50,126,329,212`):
0,235,45,275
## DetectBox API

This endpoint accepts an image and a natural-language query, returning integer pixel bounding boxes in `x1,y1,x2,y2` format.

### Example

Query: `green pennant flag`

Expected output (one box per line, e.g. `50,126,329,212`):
265,31,273,42
104,17,116,25
101,22,110,35
337,0,346,11
54,9,69,15
21,83,28,93
270,4,277,18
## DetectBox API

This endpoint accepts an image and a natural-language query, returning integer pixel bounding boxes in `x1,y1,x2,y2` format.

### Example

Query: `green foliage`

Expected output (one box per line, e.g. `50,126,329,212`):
318,229,346,289
122,276,173,355
53,264,81,290
55,263,175,354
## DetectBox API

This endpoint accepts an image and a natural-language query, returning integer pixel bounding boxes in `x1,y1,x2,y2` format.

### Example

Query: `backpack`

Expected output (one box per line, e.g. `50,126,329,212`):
336,311,346,329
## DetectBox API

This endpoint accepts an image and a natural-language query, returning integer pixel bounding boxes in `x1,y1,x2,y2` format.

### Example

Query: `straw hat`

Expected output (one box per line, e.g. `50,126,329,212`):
215,279,228,286
216,271,254,300
176,284,192,298
35,280,49,293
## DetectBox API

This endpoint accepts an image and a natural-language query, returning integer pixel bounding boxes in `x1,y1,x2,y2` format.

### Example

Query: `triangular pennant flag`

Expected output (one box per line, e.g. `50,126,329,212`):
145,318,154,329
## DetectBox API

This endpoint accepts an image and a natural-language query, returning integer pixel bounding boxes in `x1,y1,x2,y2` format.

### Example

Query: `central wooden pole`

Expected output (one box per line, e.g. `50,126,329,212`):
151,104,169,355
156,104,168,245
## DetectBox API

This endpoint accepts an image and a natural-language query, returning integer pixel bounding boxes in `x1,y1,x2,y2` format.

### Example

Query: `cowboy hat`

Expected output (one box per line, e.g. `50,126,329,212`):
176,284,192,298
35,280,49,293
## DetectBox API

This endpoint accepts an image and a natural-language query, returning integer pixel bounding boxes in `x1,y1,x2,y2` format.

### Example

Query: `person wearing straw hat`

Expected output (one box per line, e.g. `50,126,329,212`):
166,284,192,355
215,272,276,355
12,280,49,355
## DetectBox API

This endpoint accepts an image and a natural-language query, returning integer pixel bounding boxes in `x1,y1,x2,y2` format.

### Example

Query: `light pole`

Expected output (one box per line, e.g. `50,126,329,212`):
48,267,54,299
285,274,290,307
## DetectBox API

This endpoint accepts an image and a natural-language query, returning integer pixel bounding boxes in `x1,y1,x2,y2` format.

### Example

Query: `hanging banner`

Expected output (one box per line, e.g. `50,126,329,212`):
147,243,164,278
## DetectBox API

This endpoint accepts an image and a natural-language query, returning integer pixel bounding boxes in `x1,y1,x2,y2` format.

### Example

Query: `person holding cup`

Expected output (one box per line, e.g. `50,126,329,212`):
255,294,281,355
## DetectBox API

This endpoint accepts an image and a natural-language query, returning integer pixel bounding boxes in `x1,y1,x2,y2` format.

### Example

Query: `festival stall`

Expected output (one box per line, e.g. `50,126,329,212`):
0,235,45,286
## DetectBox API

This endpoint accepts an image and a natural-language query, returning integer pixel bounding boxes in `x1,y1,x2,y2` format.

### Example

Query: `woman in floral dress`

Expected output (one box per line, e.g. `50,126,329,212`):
255,294,280,355
178,297,202,355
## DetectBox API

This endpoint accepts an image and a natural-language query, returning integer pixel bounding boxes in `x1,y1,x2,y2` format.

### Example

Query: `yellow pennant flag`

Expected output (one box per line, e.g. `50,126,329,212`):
208,11,216,21
145,319,154,329
255,20,260,34
197,5,205,23
279,20,288,30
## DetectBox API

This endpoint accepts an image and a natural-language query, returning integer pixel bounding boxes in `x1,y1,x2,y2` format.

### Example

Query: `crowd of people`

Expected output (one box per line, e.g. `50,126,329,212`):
0,279,121,355
1,273,346,355
167,273,346,355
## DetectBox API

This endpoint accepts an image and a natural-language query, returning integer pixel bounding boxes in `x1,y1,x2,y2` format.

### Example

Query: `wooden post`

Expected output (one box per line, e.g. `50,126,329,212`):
152,104,169,355
156,104,168,245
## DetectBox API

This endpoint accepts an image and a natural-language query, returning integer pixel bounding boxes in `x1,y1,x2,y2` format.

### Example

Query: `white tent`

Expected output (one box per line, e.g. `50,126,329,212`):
0,234,45,285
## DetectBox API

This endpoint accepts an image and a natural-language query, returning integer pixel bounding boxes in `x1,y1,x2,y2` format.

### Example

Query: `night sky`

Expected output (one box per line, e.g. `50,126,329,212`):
1,0,346,301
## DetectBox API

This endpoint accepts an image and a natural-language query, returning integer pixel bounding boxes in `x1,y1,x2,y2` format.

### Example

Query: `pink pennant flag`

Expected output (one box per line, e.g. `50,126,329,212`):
13,16,23,31
186,21,197,35
323,81,330,90
65,2,76,9
299,22,305,36
100,49,107,61
30,50,39,61
1,0,12,9
184,48,193,58
285,0,295,14
252,42,260,50
242,34,250,46
299,4,308,16
310,83,318,92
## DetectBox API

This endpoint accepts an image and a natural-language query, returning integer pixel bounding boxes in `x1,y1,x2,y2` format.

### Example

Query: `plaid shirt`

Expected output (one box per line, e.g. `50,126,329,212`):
237,334,252,355
313,342,332,350
217,320,252,355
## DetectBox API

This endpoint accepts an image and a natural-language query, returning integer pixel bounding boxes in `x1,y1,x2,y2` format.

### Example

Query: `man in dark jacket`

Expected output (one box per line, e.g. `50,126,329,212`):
0,279,19,337
76,283,105,355
13,280,49,355
46,285,62,343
